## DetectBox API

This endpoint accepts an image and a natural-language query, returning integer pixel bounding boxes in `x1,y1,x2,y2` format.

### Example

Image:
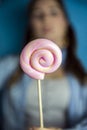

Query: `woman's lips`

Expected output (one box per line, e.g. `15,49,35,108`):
43,28,52,33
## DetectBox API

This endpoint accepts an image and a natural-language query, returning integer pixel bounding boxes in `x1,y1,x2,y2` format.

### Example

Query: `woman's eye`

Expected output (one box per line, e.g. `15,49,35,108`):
32,12,44,19
51,11,59,16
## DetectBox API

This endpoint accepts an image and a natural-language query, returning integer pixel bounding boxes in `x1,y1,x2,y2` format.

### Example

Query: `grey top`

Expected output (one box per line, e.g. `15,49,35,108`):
26,77,70,128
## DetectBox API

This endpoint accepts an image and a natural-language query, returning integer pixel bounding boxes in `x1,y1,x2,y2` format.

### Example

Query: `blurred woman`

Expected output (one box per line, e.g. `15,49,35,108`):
0,0,87,130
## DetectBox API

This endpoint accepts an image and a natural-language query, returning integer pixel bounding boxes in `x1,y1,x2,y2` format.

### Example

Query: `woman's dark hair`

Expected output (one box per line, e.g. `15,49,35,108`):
23,0,86,85
65,26,86,85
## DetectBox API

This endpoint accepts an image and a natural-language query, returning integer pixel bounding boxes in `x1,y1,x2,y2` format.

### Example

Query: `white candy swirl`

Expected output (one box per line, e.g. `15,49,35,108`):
20,39,62,80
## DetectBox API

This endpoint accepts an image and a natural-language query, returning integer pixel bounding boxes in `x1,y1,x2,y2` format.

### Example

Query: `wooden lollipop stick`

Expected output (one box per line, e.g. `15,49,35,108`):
37,79,44,128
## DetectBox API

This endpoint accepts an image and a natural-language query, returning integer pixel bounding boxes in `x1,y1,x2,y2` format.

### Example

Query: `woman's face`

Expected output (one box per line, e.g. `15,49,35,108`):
30,0,68,48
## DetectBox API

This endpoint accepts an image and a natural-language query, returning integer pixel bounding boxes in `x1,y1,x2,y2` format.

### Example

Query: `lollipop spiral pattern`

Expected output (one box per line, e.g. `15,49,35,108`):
20,39,62,80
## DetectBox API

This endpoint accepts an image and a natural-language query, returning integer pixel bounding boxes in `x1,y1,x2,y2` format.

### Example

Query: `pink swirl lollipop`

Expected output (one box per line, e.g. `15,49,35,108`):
20,38,62,80
20,38,62,128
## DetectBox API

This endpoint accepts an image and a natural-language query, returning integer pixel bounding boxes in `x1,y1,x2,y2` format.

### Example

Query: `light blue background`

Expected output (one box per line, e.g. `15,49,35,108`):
0,0,87,69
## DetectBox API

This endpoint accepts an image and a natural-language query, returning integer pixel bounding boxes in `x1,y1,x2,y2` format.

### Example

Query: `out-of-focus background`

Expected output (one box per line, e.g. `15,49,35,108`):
0,0,87,69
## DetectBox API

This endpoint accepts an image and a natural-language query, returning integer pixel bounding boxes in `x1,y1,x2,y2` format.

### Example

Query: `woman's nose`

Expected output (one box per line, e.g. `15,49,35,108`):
41,14,51,24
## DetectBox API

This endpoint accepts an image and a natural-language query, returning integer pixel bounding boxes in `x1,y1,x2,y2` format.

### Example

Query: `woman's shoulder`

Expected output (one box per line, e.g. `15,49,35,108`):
67,73,87,100
67,73,87,87
0,55,19,89
0,55,19,63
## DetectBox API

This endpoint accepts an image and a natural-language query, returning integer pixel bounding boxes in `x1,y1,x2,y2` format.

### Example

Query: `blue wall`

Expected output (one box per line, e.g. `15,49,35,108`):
0,0,87,69
0,0,29,55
